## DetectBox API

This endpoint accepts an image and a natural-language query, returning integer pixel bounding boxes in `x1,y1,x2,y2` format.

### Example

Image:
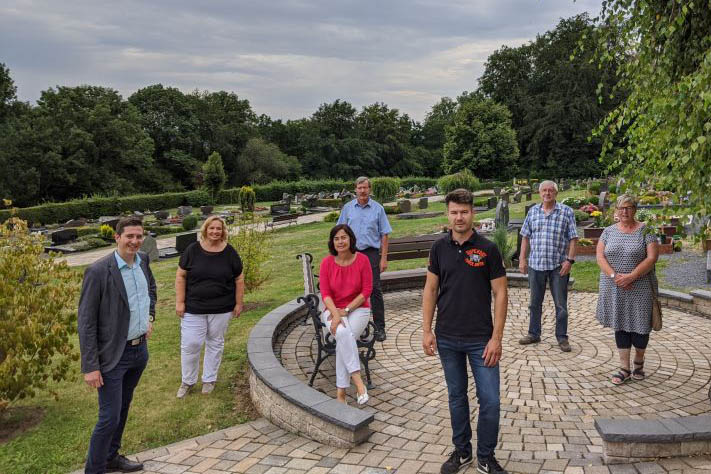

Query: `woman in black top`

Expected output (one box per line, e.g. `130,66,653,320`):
175,216,244,397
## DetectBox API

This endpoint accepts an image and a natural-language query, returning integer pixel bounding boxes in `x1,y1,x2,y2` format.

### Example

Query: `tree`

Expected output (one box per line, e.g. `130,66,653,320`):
235,138,301,185
202,151,226,203
0,217,80,411
592,1,711,217
443,97,519,179
0,63,17,119
417,97,459,177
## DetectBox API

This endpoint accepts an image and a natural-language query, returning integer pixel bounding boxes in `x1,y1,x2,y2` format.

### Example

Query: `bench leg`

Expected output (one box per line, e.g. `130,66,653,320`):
360,349,375,390
309,351,326,387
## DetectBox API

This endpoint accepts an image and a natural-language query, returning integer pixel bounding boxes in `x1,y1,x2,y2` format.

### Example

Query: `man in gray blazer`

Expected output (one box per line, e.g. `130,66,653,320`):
78,217,156,473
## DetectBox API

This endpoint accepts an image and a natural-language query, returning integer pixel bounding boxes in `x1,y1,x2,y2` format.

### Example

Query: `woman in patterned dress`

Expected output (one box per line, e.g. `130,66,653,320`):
596,194,659,385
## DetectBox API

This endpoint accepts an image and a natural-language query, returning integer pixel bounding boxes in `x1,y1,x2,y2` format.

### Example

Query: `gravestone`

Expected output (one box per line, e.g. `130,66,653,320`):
493,187,501,197
495,200,509,230
616,177,625,192
64,218,87,228
295,193,304,204
397,199,412,213
302,195,319,208
418,197,428,209
525,191,532,201
154,210,169,220
200,205,214,216
501,192,510,204
487,197,497,209
600,180,609,193
599,191,609,210
177,206,192,216
513,191,522,203
175,232,197,253
99,216,120,230
318,191,327,199
51,228,78,245
525,203,535,218
140,234,159,262
270,202,290,215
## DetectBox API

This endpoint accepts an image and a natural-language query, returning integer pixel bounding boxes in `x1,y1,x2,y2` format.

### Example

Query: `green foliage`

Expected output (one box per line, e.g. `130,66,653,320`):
443,96,519,179
72,237,112,251
317,199,341,208
370,177,400,203
75,226,99,237
479,14,621,178
574,210,590,223
491,227,516,267
0,218,80,412
238,186,256,212
437,169,480,194
228,223,272,292
143,225,183,235
323,211,340,222
202,151,226,203
592,2,711,220
182,215,198,231
383,205,401,215
99,224,114,239
235,138,301,185
587,181,601,196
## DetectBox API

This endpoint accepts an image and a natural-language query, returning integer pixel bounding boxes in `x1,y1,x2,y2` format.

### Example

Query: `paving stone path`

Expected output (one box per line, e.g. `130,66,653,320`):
84,288,711,473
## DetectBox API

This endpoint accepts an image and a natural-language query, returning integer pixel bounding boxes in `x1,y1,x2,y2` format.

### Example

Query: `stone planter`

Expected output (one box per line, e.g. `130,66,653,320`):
154,210,169,220
575,243,597,255
200,205,214,215
583,226,604,239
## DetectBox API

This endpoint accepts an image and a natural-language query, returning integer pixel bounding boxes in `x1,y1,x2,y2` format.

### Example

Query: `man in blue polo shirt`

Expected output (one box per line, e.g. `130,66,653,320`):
337,176,392,341
518,180,578,352
422,189,509,474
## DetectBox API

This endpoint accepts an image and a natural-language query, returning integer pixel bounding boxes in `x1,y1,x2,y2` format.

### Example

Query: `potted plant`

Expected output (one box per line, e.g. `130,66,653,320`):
584,210,612,238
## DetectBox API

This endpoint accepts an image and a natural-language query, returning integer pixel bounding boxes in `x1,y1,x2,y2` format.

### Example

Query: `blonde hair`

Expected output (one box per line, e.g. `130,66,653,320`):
199,215,228,242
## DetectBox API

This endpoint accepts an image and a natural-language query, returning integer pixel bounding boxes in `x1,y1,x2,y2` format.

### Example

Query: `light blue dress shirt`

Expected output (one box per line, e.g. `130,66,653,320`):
337,197,393,250
114,251,150,340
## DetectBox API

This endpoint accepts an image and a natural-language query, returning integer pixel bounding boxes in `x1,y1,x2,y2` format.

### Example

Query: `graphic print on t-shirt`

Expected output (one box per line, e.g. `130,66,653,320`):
464,248,487,267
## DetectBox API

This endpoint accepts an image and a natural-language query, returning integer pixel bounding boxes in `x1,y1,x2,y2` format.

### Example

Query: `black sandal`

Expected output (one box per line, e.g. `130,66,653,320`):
632,360,645,380
612,368,631,385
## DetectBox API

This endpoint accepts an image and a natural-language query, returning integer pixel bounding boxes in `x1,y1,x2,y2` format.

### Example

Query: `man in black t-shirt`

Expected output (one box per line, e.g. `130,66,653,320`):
422,189,509,474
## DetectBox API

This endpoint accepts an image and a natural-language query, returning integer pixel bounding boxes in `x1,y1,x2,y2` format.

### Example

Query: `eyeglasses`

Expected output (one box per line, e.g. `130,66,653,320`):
616,206,635,212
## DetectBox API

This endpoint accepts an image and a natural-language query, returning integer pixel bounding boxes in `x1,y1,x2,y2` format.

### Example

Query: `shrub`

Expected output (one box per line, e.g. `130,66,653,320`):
639,195,659,205
185,190,211,207
324,211,340,223
370,177,401,204
144,225,183,235
437,169,480,194
72,237,112,251
316,198,341,208
75,226,99,237
400,177,437,190
239,186,256,212
587,181,602,196
574,210,590,223
491,226,516,267
383,205,401,215
182,215,198,231
202,151,226,203
0,218,80,411
99,224,114,239
228,222,272,292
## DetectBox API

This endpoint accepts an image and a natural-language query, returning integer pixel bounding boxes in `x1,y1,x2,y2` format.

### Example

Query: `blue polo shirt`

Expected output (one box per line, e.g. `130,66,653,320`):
337,197,393,250
114,251,150,340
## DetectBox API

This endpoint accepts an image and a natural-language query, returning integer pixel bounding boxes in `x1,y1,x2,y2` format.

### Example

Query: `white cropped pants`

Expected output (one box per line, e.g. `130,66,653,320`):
181,312,232,385
320,308,370,389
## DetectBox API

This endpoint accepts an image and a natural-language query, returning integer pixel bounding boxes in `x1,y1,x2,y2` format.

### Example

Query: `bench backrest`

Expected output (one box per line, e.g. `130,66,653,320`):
387,233,443,261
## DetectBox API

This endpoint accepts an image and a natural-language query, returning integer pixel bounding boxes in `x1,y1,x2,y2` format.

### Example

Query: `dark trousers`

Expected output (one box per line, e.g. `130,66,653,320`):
437,336,501,460
85,341,148,474
615,331,650,349
361,247,385,330
527,266,569,342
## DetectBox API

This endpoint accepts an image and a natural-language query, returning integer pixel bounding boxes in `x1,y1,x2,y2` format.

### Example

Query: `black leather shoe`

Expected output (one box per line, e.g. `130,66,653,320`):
106,454,143,472
374,328,387,342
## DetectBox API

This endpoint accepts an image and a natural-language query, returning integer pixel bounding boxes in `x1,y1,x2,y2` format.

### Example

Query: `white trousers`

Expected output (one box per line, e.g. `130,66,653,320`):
320,307,370,389
181,311,232,384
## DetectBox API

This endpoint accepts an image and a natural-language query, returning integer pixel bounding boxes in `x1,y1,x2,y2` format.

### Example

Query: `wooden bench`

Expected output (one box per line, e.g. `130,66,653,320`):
297,253,377,389
387,233,442,261
267,213,299,228
707,250,711,283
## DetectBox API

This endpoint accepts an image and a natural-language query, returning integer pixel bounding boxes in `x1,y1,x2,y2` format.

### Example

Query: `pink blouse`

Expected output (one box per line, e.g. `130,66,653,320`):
319,252,373,309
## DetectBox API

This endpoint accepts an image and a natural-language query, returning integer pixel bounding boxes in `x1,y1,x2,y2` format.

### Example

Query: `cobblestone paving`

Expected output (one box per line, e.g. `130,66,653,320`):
86,288,711,473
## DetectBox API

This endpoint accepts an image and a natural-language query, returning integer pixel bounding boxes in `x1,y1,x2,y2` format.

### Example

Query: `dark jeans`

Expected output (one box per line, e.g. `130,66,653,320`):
85,341,148,474
361,247,385,330
615,331,650,349
527,266,569,342
437,336,500,460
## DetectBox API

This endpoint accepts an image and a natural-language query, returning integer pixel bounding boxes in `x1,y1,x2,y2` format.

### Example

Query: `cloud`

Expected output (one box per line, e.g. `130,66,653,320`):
0,0,602,121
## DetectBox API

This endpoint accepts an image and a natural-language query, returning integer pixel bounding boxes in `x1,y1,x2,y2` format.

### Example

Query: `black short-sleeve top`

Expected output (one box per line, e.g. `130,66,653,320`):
179,242,243,314
427,231,506,342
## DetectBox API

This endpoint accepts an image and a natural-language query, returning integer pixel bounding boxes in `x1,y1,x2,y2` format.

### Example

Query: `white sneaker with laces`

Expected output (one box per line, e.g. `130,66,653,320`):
357,388,369,405
176,383,192,399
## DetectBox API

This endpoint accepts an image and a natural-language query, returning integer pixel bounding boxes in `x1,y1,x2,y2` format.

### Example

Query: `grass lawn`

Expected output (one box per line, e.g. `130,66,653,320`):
0,187,657,473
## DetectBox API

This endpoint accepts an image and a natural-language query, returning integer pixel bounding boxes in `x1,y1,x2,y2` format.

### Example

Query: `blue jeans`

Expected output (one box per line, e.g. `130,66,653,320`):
527,266,569,342
437,337,500,460
85,342,148,474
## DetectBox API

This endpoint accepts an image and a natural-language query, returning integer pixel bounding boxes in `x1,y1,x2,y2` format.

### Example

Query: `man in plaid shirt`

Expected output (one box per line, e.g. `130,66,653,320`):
518,180,578,352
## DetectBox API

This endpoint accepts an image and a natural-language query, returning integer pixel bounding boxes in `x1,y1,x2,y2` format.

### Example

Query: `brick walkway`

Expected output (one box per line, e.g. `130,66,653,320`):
79,288,711,473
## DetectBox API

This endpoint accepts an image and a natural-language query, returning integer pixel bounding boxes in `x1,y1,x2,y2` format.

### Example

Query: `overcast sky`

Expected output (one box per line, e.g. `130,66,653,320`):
1,0,602,122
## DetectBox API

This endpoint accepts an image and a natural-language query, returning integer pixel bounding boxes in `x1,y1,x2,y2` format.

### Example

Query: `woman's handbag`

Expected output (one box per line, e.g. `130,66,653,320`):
651,283,663,331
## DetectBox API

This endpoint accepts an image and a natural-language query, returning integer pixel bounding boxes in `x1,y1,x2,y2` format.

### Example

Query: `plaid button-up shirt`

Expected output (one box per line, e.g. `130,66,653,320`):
520,202,578,271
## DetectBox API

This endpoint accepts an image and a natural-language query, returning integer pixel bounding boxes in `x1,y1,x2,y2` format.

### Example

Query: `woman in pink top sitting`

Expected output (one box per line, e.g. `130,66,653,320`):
319,224,373,405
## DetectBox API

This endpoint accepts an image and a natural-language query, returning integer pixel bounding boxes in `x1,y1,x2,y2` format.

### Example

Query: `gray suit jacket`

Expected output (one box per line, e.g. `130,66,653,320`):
78,251,157,374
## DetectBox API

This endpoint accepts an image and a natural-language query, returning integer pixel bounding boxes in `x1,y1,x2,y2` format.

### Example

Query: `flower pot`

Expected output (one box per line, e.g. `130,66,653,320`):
661,226,676,238
703,239,711,252
583,226,604,239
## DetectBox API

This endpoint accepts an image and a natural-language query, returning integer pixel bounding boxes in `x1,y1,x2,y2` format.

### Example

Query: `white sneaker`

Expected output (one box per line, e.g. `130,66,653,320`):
176,383,192,399
357,388,369,405
202,382,215,394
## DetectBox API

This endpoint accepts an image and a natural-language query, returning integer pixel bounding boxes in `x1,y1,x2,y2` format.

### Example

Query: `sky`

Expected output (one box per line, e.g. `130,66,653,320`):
0,0,602,122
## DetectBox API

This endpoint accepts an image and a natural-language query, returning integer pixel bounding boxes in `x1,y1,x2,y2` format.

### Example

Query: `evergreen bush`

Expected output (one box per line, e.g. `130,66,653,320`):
371,177,400,203
437,169,480,194
182,215,198,231
239,186,256,212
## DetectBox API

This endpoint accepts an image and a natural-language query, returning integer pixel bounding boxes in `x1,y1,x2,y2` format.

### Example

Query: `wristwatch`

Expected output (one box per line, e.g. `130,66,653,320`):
566,258,575,264
609,272,616,279
344,307,351,314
